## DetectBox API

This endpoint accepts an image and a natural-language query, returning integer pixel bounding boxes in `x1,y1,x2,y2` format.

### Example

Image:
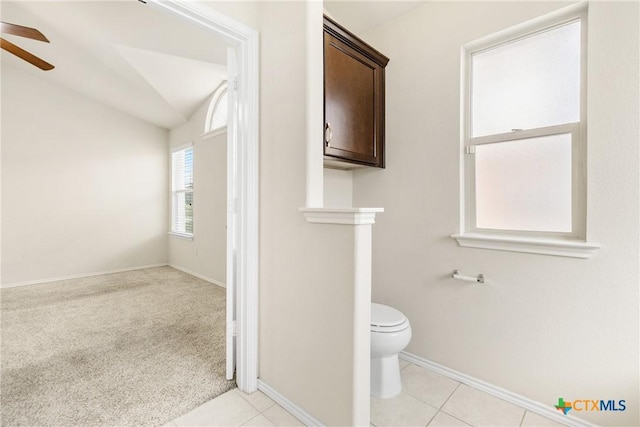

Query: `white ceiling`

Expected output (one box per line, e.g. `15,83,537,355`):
1,1,426,129
324,1,427,36
1,1,229,129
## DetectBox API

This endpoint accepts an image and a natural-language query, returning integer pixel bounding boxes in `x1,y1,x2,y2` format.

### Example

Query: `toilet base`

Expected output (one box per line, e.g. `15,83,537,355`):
370,354,402,399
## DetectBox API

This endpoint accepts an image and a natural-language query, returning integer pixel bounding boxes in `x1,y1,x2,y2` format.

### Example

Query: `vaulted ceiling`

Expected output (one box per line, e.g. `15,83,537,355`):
1,1,228,129
1,1,427,129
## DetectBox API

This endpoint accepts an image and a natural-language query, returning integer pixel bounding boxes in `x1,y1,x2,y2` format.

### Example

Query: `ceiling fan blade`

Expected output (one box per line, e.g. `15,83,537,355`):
1,38,54,71
1,21,49,43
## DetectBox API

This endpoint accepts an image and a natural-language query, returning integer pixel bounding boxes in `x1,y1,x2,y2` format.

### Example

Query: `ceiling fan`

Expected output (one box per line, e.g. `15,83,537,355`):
1,21,54,71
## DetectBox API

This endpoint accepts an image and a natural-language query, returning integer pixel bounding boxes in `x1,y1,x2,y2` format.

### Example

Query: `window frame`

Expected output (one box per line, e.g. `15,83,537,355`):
170,143,194,240
453,4,599,258
466,122,585,240
203,80,228,138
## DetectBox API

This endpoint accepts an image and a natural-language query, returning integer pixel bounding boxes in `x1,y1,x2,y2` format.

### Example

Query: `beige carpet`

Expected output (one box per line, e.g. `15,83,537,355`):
0,266,235,426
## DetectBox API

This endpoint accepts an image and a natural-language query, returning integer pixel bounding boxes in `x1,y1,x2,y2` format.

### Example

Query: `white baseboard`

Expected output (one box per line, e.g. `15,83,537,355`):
400,351,597,427
258,380,325,427
167,264,226,288
0,264,169,288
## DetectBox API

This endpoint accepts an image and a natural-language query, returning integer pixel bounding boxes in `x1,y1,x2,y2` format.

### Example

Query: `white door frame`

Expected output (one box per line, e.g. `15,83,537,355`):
225,46,238,381
145,0,260,393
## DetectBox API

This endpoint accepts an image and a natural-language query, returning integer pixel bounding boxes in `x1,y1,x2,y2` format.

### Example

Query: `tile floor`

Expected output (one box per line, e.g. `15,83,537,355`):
162,387,302,427
163,359,568,427
371,360,567,427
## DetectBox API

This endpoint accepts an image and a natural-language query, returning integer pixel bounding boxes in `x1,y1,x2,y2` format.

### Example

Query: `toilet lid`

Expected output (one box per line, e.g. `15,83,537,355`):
371,303,406,327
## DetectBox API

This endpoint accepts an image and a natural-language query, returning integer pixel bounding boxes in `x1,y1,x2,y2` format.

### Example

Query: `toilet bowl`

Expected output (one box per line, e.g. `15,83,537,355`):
370,303,412,399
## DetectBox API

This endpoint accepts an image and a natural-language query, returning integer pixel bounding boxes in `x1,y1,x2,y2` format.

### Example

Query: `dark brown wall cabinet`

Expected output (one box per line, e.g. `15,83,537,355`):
323,16,389,169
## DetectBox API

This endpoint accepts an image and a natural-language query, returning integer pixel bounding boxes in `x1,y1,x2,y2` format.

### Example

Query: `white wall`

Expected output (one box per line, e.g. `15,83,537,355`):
202,0,261,31
258,2,370,424
168,96,227,285
1,64,169,286
352,2,639,426
324,168,353,207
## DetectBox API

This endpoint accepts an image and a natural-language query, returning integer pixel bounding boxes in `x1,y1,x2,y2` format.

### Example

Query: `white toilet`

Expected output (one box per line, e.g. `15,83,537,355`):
370,303,412,399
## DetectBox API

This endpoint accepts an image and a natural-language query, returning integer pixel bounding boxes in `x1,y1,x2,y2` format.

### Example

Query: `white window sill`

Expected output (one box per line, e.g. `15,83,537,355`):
451,233,600,259
202,127,227,140
168,232,194,241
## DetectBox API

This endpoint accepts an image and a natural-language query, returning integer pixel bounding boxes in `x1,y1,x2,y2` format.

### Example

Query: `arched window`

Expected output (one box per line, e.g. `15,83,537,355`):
205,81,228,134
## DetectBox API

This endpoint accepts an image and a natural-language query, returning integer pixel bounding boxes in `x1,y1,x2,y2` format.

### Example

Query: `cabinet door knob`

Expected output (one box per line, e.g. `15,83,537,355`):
325,122,332,147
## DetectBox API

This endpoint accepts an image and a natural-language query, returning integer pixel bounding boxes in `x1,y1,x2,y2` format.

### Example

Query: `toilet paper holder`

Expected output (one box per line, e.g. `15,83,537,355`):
452,269,485,284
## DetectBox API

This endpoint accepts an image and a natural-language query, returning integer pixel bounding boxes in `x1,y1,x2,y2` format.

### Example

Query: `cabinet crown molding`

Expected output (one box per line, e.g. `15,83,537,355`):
323,15,390,67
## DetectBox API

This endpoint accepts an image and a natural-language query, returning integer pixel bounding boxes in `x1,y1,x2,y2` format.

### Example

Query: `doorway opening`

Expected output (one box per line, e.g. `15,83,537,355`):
145,0,260,392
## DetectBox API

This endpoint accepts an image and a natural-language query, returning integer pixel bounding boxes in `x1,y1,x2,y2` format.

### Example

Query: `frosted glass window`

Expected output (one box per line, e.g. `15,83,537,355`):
471,20,580,137
475,134,572,232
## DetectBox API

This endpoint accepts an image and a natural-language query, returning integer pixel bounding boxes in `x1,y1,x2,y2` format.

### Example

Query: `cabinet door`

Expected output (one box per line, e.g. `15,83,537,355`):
324,32,383,167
